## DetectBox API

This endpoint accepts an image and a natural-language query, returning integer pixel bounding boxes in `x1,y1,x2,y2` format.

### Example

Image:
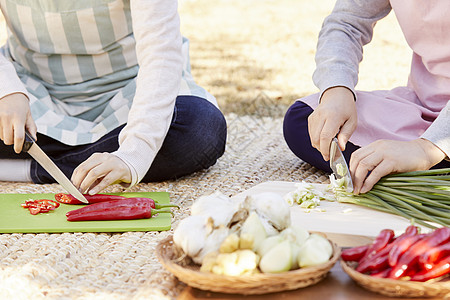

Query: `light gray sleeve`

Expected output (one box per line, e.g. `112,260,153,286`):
421,101,450,159
312,0,392,101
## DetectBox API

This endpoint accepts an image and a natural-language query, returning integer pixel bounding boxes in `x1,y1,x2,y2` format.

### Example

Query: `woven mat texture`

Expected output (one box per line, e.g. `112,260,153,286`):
0,114,328,299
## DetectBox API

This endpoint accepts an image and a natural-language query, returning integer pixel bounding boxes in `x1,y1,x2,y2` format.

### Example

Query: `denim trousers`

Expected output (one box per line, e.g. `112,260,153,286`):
283,100,450,172
0,96,227,183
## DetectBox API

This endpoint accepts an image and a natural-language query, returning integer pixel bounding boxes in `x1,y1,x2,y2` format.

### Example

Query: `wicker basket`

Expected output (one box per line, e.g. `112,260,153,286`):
156,235,340,295
341,260,450,298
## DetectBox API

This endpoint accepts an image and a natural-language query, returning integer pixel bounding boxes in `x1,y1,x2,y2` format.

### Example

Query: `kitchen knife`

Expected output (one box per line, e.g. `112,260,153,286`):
22,131,88,203
329,137,354,192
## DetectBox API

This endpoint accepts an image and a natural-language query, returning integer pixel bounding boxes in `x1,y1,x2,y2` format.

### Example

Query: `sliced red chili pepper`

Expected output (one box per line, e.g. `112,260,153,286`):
55,193,86,204
409,255,450,282
22,199,60,215
388,227,450,279
341,245,370,262
28,206,41,215
36,199,60,208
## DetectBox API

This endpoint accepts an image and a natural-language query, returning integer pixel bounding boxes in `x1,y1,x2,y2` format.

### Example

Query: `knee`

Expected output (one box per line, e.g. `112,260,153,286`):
283,101,312,149
180,97,227,165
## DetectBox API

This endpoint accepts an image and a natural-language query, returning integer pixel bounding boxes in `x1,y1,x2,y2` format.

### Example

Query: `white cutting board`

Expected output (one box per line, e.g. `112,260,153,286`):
231,181,433,239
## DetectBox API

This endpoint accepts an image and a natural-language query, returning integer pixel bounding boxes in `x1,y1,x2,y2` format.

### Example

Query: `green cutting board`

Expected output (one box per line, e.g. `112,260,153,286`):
0,192,171,233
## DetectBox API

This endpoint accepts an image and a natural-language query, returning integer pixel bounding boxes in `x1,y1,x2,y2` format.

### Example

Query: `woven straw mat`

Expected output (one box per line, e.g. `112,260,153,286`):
0,114,329,299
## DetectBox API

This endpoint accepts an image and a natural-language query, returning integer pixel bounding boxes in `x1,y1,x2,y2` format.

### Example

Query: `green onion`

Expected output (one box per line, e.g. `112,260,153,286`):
334,168,450,229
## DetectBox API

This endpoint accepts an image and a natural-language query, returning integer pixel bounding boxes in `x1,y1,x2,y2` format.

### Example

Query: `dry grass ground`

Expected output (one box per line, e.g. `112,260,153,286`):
179,0,411,114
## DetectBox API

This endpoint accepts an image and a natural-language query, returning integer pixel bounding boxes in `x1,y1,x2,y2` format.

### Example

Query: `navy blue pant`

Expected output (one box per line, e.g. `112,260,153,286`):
283,101,450,172
0,96,227,183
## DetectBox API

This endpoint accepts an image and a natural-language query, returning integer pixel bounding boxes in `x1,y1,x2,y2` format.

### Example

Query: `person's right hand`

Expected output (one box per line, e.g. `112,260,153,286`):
0,93,37,153
308,86,357,161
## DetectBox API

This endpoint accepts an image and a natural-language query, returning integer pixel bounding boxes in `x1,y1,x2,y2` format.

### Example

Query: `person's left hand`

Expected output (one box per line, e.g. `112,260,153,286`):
71,152,132,195
350,138,446,194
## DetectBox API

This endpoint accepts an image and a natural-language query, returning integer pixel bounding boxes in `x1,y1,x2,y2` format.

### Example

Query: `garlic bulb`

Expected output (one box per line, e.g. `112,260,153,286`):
173,215,211,259
247,192,291,235
194,225,230,264
190,191,247,228
173,214,230,265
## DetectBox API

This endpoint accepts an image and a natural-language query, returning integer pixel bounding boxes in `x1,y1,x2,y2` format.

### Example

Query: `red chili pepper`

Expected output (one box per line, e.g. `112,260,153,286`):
66,198,172,221
388,234,425,267
124,197,179,209
418,243,450,270
370,267,392,278
357,251,390,273
388,227,450,279
55,193,127,204
66,198,152,217
409,255,450,282
359,229,395,264
341,245,370,262
355,226,419,273
54,193,178,209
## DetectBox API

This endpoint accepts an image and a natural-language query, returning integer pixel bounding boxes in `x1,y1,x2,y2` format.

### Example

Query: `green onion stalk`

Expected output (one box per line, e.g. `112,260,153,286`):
334,168,450,229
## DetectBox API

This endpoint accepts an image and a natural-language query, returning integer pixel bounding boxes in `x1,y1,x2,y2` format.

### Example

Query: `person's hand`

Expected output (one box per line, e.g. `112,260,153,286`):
308,86,357,160
350,138,446,194
71,152,132,195
0,93,37,153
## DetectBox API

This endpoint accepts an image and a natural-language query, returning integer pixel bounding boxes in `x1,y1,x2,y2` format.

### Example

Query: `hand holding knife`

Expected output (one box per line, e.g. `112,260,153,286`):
22,131,88,203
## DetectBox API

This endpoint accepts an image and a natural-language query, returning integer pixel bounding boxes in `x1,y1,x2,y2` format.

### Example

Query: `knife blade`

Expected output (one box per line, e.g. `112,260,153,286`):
329,137,354,192
22,131,88,203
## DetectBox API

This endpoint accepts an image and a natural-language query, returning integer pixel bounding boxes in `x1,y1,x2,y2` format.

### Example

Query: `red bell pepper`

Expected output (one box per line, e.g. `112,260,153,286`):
409,255,450,282
66,198,171,221
341,245,370,262
388,227,450,279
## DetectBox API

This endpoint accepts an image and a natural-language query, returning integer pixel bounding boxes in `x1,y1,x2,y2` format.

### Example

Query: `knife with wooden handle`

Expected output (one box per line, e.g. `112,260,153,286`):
22,131,88,203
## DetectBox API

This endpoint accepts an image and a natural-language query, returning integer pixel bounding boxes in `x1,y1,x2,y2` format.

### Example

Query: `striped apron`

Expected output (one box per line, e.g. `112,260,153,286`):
0,0,216,145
